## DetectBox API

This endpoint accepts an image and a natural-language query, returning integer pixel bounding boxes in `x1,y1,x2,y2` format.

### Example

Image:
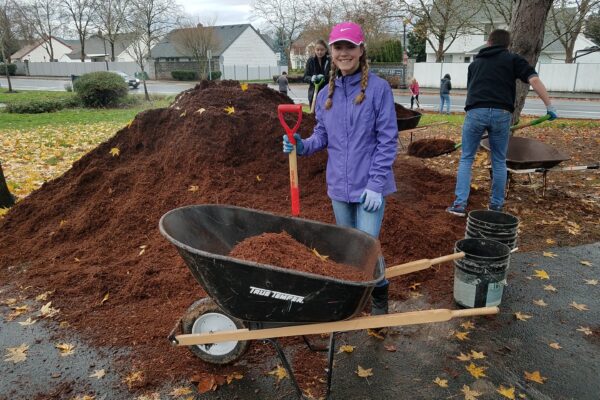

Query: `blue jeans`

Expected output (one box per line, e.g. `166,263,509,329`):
331,199,388,287
453,108,512,208
440,94,450,113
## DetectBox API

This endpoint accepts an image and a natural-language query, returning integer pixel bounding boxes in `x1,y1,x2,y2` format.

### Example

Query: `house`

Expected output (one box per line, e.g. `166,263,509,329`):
424,4,600,63
150,24,279,79
59,33,138,62
10,36,73,62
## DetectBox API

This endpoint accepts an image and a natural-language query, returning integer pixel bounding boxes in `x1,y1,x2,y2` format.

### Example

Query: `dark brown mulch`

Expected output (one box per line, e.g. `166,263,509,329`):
407,138,457,158
229,231,371,282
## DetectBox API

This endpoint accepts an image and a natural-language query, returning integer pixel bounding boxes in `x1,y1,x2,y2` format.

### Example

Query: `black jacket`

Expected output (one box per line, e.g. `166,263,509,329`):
465,45,537,112
303,55,331,88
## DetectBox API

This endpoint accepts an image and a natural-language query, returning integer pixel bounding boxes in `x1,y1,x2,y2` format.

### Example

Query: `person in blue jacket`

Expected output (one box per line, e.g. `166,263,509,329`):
283,22,398,315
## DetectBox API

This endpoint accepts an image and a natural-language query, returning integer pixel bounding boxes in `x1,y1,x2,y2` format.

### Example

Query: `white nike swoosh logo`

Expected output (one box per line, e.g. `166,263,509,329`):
340,28,351,31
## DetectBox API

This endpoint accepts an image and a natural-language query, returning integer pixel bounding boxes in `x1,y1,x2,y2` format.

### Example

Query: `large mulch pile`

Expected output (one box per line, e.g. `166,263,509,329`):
229,231,371,282
0,81,483,394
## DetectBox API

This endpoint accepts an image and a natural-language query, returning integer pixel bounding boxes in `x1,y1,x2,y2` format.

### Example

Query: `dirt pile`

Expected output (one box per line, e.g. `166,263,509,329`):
0,80,480,391
229,231,370,281
407,138,457,158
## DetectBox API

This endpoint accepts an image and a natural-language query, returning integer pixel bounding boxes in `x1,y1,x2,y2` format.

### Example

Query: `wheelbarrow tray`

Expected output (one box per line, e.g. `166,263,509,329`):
159,205,384,324
481,136,570,169
396,103,422,131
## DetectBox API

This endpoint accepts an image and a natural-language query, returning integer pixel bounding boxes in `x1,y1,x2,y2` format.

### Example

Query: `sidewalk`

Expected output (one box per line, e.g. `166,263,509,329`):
393,87,600,101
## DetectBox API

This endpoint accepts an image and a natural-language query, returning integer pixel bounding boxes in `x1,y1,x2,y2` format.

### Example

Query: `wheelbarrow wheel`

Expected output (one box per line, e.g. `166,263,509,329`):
181,298,249,364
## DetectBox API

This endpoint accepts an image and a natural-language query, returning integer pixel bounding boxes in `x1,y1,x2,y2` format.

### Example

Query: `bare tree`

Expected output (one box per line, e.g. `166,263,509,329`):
18,0,64,61
402,0,483,62
171,16,219,79
126,0,181,100
547,0,600,63
95,0,129,61
509,0,554,123
61,0,97,62
0,0,16,91
252,0,309,69
480,0,514,28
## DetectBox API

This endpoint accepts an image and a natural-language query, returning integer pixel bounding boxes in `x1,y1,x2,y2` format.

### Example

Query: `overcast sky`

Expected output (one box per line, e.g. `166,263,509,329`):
175,0,254,25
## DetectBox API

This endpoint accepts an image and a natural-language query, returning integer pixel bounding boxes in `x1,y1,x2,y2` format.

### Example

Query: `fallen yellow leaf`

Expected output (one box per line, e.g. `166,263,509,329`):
466,363,487,379
40,301,60,318
545,238,556,245
226,372,243,384
338,345,355,353
256,175,261,182
524,370,547,384
542,251,557,258
576,326,592,335
101,293,109,305
4,343,29,363
123,371,144,388
460,321,475,330
311,248,329,261
461,384,482,400
35,291,53,301
268,365,288,382
366,328,385,340
584,279,598,285
188,185,199,192
18,317,37,326
497,385,516,399
179,111,187,117
470,350,485,359
109,147,120,157
240,83,249,91
55,343,75,356
543,284,557,292
533,270,550,280
224,106,235,114
579,260,592,267
456,352,471,361
409,282,421,290
89,369,106,379
433,377,448,387
168,387,192,396
549,342,562,350
356,365,373,378
514,312,532,321
570,301,589,311
195,108,206,114
384,344,397,352
454,331,470,341
533,299,548,307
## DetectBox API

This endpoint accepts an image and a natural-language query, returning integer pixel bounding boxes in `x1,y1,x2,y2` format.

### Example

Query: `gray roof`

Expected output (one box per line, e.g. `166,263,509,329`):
150,24,273,59
59,33,136,58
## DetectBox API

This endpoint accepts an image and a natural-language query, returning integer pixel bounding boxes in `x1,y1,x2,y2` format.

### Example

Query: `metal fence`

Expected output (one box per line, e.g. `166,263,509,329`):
15,61,144,78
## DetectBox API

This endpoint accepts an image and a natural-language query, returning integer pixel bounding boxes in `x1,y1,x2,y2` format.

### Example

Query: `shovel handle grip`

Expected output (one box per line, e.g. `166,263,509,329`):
278,104,303,144
510,114,551,131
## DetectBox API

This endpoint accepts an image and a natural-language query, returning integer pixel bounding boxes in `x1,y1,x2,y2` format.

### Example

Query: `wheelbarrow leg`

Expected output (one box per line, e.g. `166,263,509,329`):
325,332,337,399
265,338,304,399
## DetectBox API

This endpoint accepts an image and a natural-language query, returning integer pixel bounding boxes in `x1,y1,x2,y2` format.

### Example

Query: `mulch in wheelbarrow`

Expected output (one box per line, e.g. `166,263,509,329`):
229,231,371,282
0,80,481,394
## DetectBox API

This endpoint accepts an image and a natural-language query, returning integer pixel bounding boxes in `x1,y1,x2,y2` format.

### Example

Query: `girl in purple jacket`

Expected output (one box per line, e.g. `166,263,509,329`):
283,22,398,315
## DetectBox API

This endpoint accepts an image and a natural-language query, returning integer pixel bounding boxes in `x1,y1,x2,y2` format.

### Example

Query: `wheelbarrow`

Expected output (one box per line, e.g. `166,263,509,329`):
159,205,498,399
481,136,599,196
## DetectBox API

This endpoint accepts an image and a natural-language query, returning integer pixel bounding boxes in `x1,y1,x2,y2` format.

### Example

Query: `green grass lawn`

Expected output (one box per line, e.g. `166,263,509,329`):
0,90,172,129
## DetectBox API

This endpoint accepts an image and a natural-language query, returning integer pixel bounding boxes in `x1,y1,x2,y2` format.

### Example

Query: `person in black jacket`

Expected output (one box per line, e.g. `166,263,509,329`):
303,39,331,107
446,29,557,217
439,73,451,114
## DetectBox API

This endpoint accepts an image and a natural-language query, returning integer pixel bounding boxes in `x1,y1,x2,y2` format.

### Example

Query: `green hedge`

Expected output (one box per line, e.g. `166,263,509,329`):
208,71,221,80
171,70,197,81
0,64,17,76
73,71,128,107
6,97,81,114
272,74,304,83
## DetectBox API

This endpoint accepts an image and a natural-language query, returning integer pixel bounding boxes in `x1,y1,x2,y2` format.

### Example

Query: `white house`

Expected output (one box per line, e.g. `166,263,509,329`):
425,7,600,64
10,37,73,62
58,34,139,62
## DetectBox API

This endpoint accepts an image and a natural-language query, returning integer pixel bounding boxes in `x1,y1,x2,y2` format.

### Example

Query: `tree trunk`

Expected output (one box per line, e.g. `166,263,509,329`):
509,0,553,125
0,162,15,208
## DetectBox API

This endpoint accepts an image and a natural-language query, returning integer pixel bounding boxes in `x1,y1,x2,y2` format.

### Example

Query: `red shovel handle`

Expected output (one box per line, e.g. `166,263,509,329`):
278,104,303,144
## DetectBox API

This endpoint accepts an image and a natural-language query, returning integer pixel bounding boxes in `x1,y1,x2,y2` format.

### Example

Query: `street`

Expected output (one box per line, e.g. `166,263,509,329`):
2,76,600,119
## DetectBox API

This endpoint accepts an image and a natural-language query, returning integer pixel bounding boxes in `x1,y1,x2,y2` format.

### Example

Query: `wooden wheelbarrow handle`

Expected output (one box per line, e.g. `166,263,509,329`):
174,305,498,346
385,252,465,279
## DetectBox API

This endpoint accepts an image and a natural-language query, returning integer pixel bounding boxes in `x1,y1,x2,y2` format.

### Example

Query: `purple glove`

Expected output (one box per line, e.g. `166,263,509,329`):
360,189,382,212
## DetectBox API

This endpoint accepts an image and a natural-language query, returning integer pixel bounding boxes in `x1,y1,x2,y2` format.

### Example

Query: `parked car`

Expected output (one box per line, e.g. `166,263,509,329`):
113,71,140,89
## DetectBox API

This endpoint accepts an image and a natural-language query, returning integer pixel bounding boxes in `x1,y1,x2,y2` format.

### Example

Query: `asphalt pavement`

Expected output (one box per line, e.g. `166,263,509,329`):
2,241,598,399
1,77,600,119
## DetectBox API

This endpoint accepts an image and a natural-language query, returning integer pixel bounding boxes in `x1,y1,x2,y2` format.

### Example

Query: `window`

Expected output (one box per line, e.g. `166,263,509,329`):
443,54,453,63
464,57,471,63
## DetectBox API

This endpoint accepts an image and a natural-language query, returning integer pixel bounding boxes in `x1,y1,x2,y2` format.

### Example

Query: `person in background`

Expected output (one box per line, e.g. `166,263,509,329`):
439,73,452,114
303,39,331,108
446,29,557,217
277,71,289,95
409,77,420,109
283,22,398,316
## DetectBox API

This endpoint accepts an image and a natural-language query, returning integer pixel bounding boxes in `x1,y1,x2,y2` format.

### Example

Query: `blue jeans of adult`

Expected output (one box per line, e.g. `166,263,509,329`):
440,94,450,113
331,199,388,287
453,108,512,209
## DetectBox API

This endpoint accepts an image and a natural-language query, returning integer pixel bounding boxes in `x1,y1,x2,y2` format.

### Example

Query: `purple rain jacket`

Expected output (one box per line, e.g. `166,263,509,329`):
301,71,398,203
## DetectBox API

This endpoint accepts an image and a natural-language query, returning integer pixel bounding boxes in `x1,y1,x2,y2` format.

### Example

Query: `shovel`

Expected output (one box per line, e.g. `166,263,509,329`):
310,78,325,114
277,104,303,216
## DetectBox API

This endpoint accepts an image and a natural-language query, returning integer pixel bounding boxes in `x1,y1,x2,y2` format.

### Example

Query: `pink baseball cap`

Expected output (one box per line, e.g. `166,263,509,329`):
328,22,365,46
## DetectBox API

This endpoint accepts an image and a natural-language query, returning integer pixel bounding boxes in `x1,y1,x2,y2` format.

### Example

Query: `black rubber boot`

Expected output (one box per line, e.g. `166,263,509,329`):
371,283,389,315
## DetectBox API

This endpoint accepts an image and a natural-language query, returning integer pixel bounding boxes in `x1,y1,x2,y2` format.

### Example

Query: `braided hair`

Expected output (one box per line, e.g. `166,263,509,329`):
325,46,369,110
